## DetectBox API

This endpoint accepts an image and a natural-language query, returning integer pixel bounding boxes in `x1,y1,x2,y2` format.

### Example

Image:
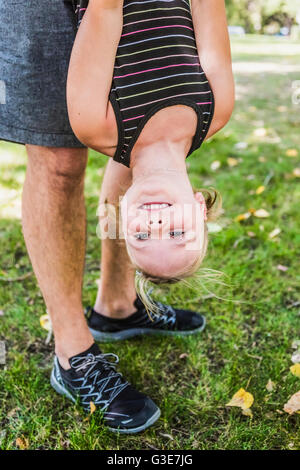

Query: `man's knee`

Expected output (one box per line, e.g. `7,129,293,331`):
26,145,88,192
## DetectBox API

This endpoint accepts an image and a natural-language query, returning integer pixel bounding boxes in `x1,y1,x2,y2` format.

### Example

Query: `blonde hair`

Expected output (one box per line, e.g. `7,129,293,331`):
133,187,223,315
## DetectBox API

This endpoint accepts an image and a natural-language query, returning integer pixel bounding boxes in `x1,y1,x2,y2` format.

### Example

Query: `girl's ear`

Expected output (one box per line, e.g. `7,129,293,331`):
194,191,207,221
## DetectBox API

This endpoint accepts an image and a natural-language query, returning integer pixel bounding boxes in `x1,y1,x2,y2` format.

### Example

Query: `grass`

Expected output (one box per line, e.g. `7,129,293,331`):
0,34,300,450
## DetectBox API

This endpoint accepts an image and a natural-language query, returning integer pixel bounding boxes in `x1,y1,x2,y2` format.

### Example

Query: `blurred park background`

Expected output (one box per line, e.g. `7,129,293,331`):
0,0,300,451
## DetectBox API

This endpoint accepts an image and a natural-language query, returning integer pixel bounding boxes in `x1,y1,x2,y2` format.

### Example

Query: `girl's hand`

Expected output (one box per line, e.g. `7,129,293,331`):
67,0,123,149
191,0,235,138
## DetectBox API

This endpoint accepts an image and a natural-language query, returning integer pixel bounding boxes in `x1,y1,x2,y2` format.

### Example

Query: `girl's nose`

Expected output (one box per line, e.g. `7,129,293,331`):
148,219,162,226
146,213,164,227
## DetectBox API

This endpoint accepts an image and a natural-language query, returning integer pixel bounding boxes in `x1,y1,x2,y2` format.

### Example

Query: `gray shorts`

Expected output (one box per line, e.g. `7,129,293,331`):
0,0,86,148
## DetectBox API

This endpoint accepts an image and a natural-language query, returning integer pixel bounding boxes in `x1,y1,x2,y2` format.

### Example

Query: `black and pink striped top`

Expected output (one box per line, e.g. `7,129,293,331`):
71,0,214,167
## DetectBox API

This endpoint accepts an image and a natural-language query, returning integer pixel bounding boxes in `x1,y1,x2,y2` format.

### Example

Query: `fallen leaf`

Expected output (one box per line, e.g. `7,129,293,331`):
269,228,281,239
290,364,300,378
210,160,221,171
179,353,189,359
39,314,51,332
235,212,251,222
248,207,256,214
255,185,265,194
159,433,174,440
242,408,253,417
254,128,267,137
293,168,300,178
207,222,223,233
277,105,287,113
258,156,266,162
285,149,298,158
16,436,29,450
277,264,288,272
253,209,270,218
234,142,248,150
292,340,300,350
7,407,20,418
291,352,300,364
226,388,254,411
266,379,276,392
227,157,238,167
90,401,96,415
283,391,300,415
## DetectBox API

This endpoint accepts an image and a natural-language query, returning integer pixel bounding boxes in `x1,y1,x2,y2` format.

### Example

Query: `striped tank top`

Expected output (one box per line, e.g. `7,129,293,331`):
70,0,214,167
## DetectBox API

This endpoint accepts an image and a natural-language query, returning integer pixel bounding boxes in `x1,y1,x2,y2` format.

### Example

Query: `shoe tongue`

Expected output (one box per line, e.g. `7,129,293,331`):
69,342,101,364
134,296,145,310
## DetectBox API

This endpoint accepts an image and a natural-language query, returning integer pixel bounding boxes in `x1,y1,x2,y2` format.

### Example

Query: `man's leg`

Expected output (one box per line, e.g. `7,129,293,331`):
22,145,94,369
93,159,137,319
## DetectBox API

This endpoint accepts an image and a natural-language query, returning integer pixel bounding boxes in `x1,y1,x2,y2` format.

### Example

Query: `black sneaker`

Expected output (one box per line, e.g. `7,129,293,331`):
86,297,206,342
50,343,160,434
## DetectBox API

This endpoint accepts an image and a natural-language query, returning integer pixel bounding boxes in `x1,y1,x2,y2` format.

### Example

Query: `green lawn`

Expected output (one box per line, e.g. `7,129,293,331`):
0,35,300,450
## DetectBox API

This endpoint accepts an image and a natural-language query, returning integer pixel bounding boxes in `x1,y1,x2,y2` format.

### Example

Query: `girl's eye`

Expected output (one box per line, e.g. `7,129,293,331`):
170,230,185,238
135,232,149,240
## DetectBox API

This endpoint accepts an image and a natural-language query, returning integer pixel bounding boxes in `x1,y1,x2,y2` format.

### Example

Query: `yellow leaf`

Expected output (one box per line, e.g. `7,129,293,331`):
269,228,281,239
277,105,287,113
293,168,300,178
255,185,265,195
16,436,29,450
227,157,238,167
235,212,251,222
253,209,270,218
290,364,300,378
283,391,300,415
226,388,254,410
285,149,298,158
39,314,51,332
242,408,253,417
90,401,96,415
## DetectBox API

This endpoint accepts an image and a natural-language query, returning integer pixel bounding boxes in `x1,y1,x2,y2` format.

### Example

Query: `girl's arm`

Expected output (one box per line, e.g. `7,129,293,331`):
191,0,235,139
66,0,123,148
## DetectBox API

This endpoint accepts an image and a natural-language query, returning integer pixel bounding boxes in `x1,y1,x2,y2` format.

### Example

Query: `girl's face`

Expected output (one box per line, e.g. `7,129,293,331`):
120,172,207,278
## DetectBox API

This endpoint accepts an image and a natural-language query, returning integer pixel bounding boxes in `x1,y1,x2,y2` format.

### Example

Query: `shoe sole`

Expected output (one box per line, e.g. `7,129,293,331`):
89,315,206,342
50,369,161,434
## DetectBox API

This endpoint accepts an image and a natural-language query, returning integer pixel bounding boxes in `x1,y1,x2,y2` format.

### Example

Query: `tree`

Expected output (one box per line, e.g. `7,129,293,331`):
225,0,300,33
